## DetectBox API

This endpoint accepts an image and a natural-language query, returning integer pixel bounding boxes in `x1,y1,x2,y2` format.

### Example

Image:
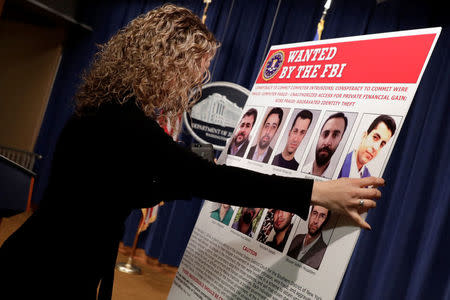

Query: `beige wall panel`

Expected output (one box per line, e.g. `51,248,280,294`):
0,20,64,151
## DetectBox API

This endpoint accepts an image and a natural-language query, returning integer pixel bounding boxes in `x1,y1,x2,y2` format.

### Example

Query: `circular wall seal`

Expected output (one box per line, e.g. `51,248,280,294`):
262,50,285,81
183,81,249,150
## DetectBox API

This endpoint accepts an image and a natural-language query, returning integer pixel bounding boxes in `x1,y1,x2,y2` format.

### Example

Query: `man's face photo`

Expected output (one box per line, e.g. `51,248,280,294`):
258,113,280,149
234,114,255,146
240,207,260,226
316,117,346,167
308,206,329,236
273,210,293,232
357,121,392,167
285,117,311,155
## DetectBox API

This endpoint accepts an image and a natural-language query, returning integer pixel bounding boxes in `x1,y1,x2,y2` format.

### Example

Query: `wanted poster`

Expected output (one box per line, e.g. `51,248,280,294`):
168,28,441,300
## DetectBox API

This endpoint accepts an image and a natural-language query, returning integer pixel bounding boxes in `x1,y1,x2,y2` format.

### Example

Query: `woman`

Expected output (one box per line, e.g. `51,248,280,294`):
0,4,383,299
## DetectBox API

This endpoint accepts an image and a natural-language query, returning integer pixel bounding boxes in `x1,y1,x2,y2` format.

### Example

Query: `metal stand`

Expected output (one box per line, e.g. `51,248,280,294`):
116,256,141,275
116,216,142,275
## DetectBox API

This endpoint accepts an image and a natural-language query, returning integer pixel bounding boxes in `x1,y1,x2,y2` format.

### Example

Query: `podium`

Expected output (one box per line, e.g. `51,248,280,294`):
0,154,36,219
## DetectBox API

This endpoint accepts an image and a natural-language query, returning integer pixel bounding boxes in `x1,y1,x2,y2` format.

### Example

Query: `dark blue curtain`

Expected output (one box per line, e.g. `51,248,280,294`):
33,0,448,299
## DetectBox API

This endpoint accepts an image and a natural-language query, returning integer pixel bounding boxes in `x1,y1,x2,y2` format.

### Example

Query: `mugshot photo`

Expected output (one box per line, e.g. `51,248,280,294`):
210,202,235,225
226,106,263,158
257,209,298,252
338,113,401,179
271,109,320,171
231,207,264,238
301,110,357,179
286,205,337,270
246,107,290,164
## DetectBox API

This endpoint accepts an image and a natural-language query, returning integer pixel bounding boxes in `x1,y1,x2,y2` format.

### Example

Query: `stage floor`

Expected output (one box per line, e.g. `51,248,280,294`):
0,211,178,300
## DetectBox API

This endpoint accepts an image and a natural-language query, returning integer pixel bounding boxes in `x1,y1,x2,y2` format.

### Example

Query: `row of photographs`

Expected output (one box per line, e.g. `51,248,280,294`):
209,202,336,271
224,106,402,179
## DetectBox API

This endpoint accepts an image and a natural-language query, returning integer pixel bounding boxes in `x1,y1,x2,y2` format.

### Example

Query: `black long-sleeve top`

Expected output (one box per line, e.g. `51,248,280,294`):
0,100,313,299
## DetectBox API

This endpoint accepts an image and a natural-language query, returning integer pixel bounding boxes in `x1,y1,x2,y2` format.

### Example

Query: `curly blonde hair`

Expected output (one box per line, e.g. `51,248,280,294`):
75,4,219,121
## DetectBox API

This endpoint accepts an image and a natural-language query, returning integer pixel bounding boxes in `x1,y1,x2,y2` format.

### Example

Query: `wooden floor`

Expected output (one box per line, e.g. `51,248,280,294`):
0,211,178,300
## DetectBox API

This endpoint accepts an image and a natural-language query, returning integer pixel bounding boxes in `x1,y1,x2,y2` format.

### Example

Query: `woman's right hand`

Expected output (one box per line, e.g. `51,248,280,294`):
311,177,385,230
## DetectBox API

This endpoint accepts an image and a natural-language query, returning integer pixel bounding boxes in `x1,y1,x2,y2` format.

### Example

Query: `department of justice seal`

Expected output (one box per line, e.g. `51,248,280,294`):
262,50,285,81
183,82,249,150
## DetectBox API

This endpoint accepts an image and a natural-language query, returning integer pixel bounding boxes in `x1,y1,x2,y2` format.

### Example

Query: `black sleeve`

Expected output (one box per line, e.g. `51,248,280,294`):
138,119,313,220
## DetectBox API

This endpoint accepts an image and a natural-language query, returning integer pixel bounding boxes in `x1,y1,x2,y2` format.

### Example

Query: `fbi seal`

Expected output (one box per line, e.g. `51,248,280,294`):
262,50,284,81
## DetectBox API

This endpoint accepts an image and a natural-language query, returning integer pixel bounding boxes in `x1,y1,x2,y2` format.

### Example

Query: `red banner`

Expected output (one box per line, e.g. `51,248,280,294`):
256,34,436,84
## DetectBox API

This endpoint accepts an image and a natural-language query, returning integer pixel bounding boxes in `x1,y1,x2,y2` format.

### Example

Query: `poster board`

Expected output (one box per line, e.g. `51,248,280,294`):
168,28,441,300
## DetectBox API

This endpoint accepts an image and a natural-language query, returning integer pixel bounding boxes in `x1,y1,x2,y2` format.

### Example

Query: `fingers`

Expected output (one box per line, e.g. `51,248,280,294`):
356,199,376,214
317,177,383,230
349,210,371,230
347,199,376,228
358,206,371,214
356,187,382,199
354,199,377,209
358,176,385,188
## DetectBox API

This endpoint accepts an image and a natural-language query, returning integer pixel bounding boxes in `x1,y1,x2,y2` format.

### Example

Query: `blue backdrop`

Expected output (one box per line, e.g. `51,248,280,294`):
32,1,449,299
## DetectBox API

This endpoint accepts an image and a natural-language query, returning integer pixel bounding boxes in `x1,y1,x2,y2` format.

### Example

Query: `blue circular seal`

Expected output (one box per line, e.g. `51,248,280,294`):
262,50,284,81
